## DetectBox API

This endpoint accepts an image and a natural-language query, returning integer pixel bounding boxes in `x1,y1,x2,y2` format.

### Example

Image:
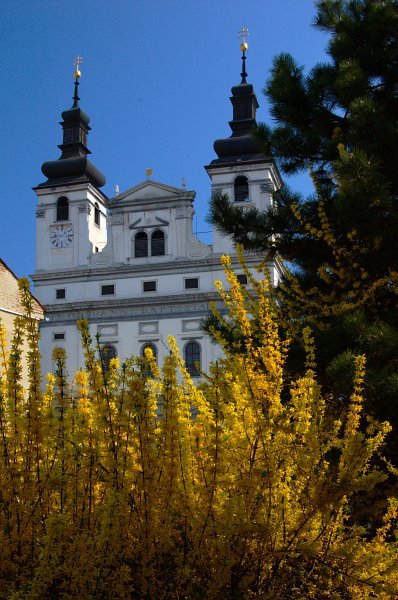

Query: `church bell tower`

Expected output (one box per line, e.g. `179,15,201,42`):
205,29,282,256
33,57,107,274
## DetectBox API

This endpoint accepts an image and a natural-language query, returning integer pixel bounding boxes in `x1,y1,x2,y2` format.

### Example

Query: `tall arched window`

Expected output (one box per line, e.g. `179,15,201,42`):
94,202,100,226
184,341,201,377
135,231,148,257
141,342,158,377
56,196,69,221
151,230,165,256
234,176,249,202
100,344,117,374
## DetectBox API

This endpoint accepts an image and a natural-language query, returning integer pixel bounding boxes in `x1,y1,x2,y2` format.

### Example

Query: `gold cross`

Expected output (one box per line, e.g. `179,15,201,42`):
74,55,83,78
238,27,250,45
74,55,83,69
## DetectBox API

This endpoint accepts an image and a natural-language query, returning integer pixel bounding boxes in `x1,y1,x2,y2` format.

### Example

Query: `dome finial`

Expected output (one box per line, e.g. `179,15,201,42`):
238,27,249,84
72,55,83,107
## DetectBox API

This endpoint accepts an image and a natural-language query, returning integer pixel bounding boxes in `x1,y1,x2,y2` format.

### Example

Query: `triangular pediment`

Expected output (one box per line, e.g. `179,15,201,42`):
110,180,191,204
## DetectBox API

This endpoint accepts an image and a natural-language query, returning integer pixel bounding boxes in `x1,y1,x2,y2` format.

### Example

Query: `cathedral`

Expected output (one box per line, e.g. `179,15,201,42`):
31,46,282,379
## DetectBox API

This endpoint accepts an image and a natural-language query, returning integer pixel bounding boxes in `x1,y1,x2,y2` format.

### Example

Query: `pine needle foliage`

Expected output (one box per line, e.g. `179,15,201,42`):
0,276,397,598
207,0,398,446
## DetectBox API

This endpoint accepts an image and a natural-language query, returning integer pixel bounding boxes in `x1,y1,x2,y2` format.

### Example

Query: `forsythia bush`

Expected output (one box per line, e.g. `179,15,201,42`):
0,275,397,599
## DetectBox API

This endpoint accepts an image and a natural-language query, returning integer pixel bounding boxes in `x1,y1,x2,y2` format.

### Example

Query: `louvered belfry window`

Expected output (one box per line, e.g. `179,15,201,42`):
135,231,148,257
151,230,165,256
56,197,69,221
234,176,249,202
94,203,100,226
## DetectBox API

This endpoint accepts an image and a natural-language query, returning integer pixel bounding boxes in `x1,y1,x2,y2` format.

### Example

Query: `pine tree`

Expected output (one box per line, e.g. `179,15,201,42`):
207,0,398,447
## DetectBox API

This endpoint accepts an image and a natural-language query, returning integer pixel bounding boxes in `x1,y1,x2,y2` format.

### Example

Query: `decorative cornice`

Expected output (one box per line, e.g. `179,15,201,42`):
205,158,283,188
79,205,91,214
31,253,264,283
40,291,224,326
46,291,218,311
260,181,273,192
111,180,195,203
110,195,193,213
34,181,109,203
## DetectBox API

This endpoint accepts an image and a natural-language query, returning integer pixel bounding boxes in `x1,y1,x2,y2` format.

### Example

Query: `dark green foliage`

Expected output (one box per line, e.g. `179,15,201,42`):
207,0,398,456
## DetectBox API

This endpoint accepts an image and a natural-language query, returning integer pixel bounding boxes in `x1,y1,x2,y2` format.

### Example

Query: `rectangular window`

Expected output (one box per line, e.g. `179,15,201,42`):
184,277,199,289
101,284,115,296
94,204,100,227
143,281,157,293
237,274,248,285
56,288,66,299
53,333,65,341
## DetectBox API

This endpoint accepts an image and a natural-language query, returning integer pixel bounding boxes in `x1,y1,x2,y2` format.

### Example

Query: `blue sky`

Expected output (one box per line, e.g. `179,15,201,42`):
0,0,328,280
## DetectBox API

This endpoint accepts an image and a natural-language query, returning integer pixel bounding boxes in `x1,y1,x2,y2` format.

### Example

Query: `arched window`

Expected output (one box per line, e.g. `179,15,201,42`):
237,274,248,285
56,196,69,221
135,231,148,258
94,202,100,226
141,342,158,358
100,344,117,374
234,176,249,203
151,230,165,256
184,341,201,377
141,342,158,377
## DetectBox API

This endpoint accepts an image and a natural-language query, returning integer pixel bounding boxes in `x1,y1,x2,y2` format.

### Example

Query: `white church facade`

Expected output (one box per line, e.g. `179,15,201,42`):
32,52,282,379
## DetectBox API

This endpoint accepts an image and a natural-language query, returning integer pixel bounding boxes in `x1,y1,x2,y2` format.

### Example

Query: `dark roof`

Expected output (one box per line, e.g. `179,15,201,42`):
210,75,261,165
37,80,106,189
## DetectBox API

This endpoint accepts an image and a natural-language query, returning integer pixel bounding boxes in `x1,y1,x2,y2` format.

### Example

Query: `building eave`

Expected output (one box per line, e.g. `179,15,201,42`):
31,252,269,284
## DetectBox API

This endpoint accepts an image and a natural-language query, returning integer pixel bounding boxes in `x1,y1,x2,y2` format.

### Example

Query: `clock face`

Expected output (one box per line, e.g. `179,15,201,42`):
50,224,73,248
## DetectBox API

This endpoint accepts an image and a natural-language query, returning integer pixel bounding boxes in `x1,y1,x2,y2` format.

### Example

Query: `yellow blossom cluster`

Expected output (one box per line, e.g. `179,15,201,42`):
0,275,396,598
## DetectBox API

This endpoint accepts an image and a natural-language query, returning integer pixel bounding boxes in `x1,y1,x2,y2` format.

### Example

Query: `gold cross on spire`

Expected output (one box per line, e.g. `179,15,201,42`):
238,27,249,52
74,55,83,79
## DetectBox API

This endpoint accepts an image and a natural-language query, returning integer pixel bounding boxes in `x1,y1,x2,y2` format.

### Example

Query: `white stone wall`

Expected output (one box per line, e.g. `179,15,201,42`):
40,314,220,382
33,264,243,305
34,163,282,382
35,183,107,272
206,162,281,255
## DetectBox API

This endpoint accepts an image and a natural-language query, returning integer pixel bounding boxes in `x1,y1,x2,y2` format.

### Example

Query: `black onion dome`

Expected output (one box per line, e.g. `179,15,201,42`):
214,134,260,159
206,41,265,167
41,156,106,187
36,78,106,189
212,79,260,163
